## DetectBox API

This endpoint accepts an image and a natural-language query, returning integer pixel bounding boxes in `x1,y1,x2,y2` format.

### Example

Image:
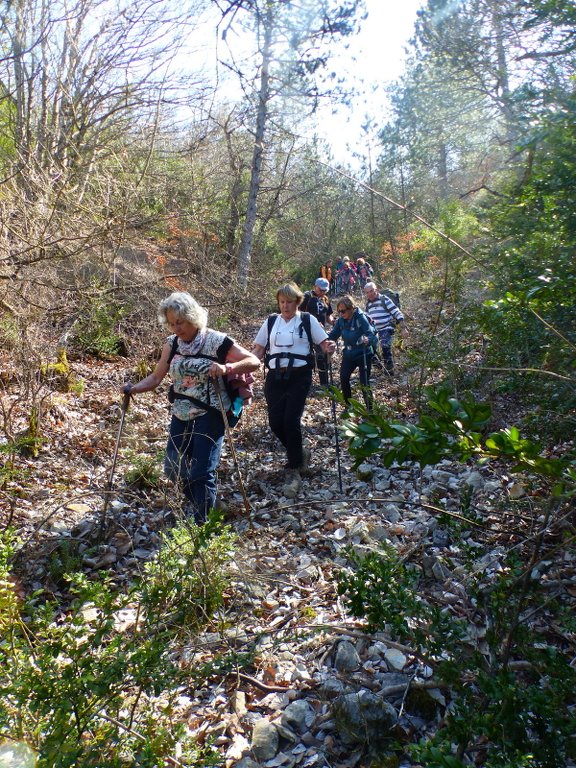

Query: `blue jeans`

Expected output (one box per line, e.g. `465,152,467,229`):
164,411,225,524
378,328,395,372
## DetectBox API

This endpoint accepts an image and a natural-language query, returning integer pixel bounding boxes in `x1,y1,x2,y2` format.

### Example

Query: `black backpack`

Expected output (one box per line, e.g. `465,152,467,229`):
264,312,314,377
381,289,400,309
166,336,251,427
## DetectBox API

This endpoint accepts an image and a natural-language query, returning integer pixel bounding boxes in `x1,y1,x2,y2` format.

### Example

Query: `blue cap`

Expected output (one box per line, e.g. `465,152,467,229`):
315,278,330,291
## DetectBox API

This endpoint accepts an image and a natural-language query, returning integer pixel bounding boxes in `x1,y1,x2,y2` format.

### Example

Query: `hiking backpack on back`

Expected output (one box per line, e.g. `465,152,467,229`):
381,288,400,309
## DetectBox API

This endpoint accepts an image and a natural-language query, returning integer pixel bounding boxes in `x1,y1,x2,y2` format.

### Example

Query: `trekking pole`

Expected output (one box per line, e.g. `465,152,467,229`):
360,338,373,410
99,390,131,536
327,356,343,494
362,339,368,375
216,387,252,516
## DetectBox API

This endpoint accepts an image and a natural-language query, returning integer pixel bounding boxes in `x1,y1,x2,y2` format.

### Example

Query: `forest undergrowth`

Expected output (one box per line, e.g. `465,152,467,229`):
1,281,575,767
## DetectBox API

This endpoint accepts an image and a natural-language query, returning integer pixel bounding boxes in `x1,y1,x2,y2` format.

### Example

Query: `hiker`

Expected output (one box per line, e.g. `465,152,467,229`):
299,277,334,386
319,261,334,294
355,257,373,290
363,281,409,376
122,291,259,524
327,294,378,410
253,282,336,497
335,257,356,295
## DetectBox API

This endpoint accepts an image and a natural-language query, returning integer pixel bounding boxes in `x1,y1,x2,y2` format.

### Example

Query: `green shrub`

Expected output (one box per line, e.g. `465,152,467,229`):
141,513,236,634
336,387,576,766
74,291,127,357
0,518,234,766
123,452,162,490
338,545,576,768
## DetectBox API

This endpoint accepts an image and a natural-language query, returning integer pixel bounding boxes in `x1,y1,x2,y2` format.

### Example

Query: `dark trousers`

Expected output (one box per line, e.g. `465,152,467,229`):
340,352,373,408
315,346,329,386
265,367,312,468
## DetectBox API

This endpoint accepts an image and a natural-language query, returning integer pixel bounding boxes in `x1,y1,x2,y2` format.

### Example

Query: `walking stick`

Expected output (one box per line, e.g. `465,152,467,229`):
327,356,343,494
99,390,131,536
363,338,370,384
216,387,252,516
360,337,373,410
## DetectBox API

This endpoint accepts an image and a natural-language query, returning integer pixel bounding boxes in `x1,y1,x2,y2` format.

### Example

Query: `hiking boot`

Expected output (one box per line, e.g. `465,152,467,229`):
282,468,301,498
300,447,312,476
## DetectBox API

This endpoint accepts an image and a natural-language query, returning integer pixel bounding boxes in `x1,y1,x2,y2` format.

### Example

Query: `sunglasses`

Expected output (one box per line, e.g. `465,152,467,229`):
338,308,351,314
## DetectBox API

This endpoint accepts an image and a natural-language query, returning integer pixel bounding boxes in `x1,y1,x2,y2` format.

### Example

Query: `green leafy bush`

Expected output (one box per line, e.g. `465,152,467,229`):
123,451,162,490
141,513,236,634
341,387,575,489
336,387,576,766
74,291,127,357
0,519,234,766
338,545,576,768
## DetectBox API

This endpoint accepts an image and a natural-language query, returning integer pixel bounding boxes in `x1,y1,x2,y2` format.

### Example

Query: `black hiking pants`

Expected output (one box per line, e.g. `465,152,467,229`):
340,352,373,409
264,367,312,469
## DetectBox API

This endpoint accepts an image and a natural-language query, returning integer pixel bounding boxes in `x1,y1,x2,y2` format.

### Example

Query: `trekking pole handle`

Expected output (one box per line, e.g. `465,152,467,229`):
122,390,131,411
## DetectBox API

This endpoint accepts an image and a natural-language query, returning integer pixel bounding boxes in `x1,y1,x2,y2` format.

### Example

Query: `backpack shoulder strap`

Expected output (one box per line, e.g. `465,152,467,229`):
299,311,313,349
299,292,311,312
266,314,278,348
263,314,278,369
167,335,179,364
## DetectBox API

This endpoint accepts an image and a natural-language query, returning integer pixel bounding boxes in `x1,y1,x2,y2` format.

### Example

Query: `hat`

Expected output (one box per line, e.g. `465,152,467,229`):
343,256,350,262
315,278,330,291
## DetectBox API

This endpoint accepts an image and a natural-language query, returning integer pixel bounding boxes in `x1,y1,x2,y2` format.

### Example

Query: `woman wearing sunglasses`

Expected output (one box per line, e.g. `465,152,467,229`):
328,294,378,411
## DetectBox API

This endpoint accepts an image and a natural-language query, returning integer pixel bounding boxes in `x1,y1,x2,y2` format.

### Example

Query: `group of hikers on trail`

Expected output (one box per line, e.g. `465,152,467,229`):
123,270,408,523
319,253,376,296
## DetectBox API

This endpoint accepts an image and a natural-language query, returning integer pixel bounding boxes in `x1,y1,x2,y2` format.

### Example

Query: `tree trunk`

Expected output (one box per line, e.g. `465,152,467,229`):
237,5,273,293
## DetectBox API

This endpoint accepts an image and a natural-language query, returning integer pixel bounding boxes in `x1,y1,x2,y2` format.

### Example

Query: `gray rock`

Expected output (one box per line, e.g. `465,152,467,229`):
283,514,303,532
251,718,279,760
374,476,392,491
334,640,361,672
430,470,452,486
281,700,316,732
463,470,484,489
369,524,391,542
230,690,247,716
378,672,412,691
432,527,450,547
432,559,452,581
331,690,398,747
319,677,346,699
357,463,374,481
382,504,401,523
349,520,372,542
422,554,451,580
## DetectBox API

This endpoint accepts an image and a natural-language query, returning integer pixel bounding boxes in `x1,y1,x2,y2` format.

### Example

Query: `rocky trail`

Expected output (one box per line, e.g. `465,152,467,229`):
4,340,575,768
